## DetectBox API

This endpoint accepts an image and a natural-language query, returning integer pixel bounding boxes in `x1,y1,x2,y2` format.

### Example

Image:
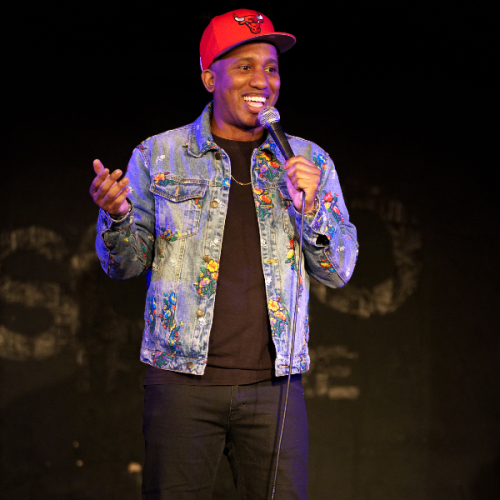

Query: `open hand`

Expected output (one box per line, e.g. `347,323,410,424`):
89,159,130,216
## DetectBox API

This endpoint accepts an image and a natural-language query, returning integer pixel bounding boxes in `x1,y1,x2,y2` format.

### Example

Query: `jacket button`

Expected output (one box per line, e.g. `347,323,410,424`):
186,362,194,369
215,151,222,160
196,310,205,318
210,200,219,208
203,255,211,263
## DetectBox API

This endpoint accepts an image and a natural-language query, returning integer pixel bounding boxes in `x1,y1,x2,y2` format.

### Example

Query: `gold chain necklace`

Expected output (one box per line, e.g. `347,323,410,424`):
230,175,252,186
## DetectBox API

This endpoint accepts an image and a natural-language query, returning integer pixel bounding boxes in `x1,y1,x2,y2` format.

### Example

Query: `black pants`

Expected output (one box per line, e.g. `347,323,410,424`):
142,376,308,500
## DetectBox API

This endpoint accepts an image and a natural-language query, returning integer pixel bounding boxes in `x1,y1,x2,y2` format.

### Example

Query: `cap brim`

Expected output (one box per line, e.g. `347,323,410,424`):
213,32,296,63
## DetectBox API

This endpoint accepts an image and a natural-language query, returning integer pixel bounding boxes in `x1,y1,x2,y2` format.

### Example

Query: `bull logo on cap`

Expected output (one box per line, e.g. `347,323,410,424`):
233,12,264,34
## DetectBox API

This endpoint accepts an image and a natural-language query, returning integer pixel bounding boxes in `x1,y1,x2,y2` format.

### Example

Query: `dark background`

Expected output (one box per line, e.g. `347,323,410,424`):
1,2,498,499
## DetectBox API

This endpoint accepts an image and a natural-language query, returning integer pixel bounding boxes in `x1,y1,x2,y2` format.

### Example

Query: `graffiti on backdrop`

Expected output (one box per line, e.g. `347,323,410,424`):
310,185,422,318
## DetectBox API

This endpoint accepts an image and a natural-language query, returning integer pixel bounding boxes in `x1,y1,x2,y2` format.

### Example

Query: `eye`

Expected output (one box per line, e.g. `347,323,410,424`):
266,66,278,75
239,65,251,71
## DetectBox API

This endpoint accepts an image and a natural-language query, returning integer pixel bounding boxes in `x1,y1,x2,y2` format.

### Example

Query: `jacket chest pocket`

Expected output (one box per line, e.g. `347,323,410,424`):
151,180,208,238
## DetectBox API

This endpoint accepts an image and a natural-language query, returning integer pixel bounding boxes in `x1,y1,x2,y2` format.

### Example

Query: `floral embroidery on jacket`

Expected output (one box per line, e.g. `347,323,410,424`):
153,172,173,187
147,295,157,334
285,238,304,296
322,190,344,224
160,292,183,353
200,139,217,154
123,226,132,243
319,255,336,274
253,188,274,220
285,237,297,271
324,221,337,241
138,236,148,258
313,152,328,171
122,229,147,261
255,149,282,183
194,259,219,297
213,178,231,188
148,292,184,363
263,141,281,161
152,352,169,368
160,228,181,242
268,298,290,338
299,354,309,371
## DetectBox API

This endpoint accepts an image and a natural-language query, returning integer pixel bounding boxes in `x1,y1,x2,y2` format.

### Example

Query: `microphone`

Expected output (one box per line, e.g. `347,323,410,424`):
258,106,295,160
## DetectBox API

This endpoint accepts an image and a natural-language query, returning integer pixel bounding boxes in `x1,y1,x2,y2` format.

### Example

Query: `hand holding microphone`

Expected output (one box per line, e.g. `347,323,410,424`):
258,106,320,214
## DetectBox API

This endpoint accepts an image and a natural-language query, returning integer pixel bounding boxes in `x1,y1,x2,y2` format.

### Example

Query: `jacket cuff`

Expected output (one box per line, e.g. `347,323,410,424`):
293,197,334,246
97,200,133,231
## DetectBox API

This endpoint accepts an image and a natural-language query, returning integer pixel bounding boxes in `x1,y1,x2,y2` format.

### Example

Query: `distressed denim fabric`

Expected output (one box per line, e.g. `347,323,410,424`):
96,103,358,377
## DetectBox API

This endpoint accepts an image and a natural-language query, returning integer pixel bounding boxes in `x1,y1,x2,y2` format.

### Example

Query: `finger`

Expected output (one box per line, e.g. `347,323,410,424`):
109,169,123,181
287,168,312,189
106,186,131,215
95,169,125,200
292,162,319,176
90,167,111,196
94,168,122,193
101,177,130,206
283,156,302,169
283,156,300,170
91,172,113,202
287,172,318,203
93,159,105,175
284,155,316,170
288,164,320,183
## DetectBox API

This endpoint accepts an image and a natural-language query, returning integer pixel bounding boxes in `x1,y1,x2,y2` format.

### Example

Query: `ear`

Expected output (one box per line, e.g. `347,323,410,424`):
201,69,216,93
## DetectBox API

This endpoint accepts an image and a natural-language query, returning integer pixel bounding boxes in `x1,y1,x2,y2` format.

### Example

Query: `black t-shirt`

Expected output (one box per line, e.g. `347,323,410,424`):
144,134,275,386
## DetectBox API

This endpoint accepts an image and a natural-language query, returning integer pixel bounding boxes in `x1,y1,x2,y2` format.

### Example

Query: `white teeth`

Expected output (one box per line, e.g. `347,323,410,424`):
244,96,266,102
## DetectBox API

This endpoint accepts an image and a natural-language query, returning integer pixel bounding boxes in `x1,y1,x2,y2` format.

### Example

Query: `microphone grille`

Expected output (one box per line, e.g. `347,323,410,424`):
258,106,280,127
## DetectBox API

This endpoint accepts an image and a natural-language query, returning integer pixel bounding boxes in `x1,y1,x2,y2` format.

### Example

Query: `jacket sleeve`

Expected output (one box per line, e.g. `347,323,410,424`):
95,145,155,280
293,154,358,288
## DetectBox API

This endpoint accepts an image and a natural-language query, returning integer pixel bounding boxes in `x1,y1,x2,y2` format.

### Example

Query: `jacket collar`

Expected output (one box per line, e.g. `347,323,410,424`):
187,102,285,164
187,102,218,157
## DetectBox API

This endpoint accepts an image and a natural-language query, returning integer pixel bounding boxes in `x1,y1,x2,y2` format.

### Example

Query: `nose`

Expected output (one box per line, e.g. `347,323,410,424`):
250,67,268,89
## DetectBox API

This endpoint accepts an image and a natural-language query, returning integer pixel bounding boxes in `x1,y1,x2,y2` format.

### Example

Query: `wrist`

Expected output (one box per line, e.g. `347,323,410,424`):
109,200,132,221
304,197,319,216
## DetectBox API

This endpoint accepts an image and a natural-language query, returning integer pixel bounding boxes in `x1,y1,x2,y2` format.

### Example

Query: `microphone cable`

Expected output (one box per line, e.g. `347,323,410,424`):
270,191,306,500
257,106,308,499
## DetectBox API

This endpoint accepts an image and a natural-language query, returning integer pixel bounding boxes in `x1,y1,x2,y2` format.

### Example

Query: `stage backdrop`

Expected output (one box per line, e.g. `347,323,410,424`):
2,4,498,500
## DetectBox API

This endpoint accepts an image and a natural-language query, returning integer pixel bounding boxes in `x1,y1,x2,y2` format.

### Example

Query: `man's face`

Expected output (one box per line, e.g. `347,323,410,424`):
203,42,280,140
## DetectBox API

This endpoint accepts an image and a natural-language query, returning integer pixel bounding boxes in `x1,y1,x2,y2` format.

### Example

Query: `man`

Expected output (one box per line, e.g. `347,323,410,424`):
90,9,358,500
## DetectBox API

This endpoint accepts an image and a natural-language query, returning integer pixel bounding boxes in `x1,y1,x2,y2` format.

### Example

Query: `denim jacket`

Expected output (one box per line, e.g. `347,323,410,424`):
96,103,358,377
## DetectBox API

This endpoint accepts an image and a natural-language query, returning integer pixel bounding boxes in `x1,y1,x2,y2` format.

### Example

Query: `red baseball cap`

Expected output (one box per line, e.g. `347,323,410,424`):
200,9,296,71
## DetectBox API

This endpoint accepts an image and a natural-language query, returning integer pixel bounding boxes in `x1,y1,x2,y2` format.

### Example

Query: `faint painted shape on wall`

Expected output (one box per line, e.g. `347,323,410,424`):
311,187,422,318
303,345,360,399
0,227,79,360
70,224,99,275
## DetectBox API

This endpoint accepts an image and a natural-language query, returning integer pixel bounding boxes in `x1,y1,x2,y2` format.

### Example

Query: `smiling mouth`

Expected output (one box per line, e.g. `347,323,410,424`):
243,96,267,109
